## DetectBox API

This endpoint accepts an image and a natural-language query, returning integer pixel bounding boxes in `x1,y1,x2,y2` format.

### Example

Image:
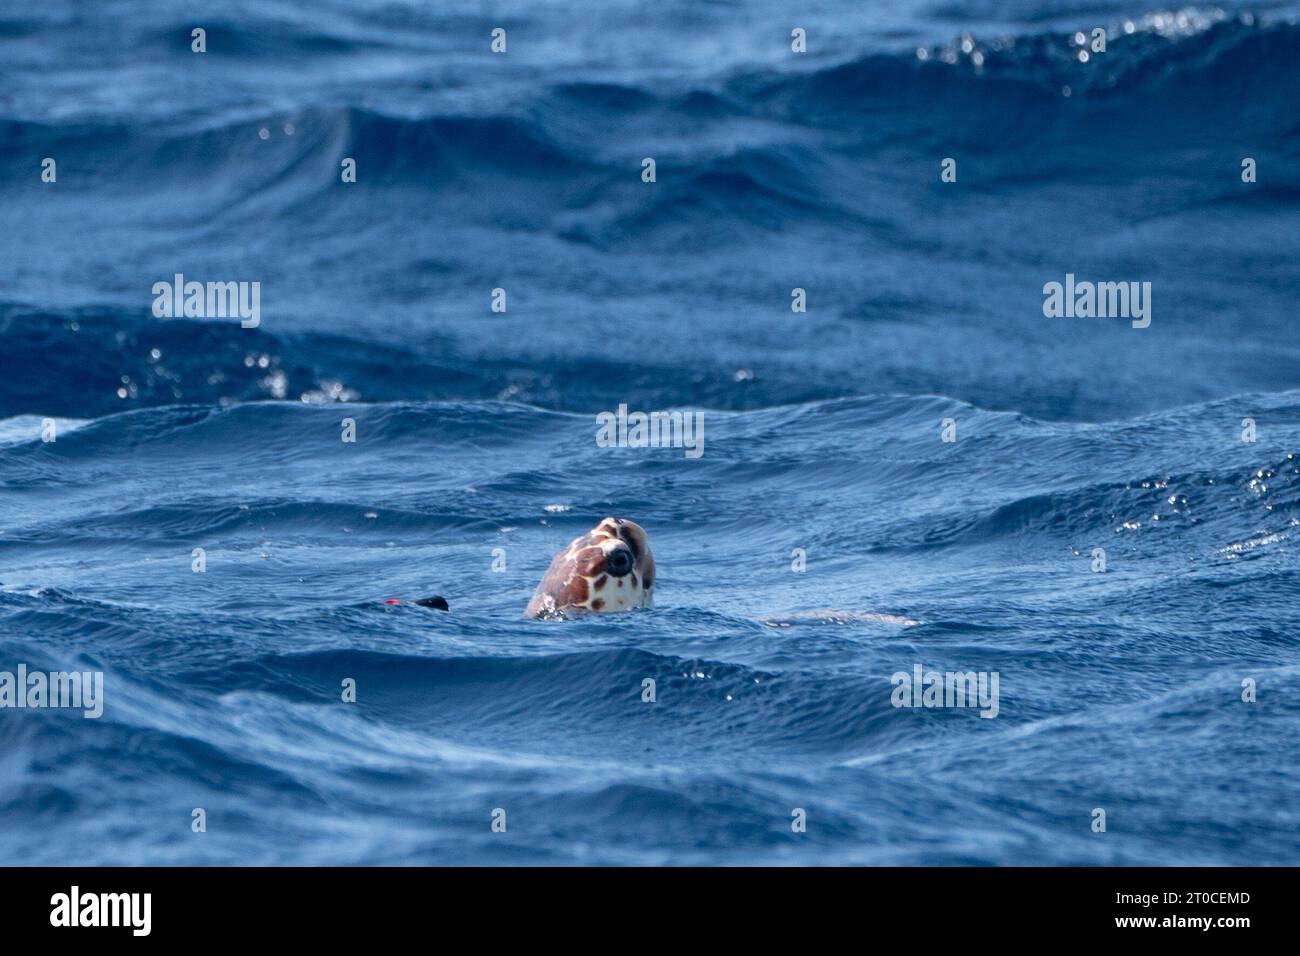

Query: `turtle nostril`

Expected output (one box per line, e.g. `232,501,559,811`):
605,548,634,577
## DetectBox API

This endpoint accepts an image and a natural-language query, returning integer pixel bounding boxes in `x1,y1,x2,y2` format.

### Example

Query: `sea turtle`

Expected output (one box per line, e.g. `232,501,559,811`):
398,516,916,625
524,516,654,620
520,517,916,625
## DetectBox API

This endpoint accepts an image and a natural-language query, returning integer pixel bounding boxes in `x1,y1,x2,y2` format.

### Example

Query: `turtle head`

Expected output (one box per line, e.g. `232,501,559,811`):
524,517,655,619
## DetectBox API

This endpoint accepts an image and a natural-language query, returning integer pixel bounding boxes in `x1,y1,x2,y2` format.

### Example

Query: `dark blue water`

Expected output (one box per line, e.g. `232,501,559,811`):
1,1,1299,865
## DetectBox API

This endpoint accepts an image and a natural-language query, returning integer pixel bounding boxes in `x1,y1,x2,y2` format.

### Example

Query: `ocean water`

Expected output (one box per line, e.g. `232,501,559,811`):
1,0,1298,865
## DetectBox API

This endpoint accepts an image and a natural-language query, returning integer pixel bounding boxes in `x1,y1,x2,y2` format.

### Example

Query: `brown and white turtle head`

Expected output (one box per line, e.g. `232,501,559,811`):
525,517,655,620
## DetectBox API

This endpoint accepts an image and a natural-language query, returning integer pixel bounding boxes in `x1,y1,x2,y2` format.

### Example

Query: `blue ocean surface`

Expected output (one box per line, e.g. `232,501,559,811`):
1,0,1298,865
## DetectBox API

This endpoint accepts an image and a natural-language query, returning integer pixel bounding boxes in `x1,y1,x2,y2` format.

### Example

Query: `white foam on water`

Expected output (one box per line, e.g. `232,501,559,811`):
0,415,90,448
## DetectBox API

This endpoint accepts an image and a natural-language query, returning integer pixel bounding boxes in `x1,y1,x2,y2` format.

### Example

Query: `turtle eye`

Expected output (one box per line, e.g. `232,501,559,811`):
605,547,634,577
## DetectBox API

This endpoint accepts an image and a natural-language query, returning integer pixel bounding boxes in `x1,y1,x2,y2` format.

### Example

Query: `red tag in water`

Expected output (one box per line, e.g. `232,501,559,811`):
385,599,401,605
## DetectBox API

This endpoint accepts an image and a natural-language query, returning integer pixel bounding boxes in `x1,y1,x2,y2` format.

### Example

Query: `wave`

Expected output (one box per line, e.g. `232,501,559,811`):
4,391,1296,569
3,16,1295,218
0,303,868,418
